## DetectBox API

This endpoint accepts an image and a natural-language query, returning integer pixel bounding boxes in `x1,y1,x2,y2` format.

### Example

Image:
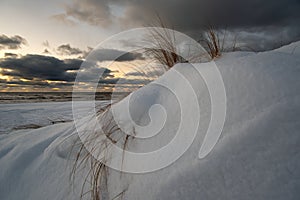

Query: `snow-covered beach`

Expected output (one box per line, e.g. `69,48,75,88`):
0,101,110,134
0,42,299,200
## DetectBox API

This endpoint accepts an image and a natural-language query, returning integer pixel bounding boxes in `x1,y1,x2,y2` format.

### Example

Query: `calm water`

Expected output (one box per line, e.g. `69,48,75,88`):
0,92,130,104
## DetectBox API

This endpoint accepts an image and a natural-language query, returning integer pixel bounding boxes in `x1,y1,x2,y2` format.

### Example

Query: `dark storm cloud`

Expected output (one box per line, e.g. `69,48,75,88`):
0,51,145,89
57,44,83,55
0,54,83,82
64,0,300,29
88,49,144,62
0,54,121,90
0,34,27,50
4,53,18,58
75,66,115,83
62,0,300,50
227,26,300,51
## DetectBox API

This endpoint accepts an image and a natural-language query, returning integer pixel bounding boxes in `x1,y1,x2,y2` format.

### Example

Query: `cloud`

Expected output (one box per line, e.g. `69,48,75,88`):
75,66,115,83
219,26,300,51
55,45,141,60
64,0,113,27
125,71,144,76
88,48,144,61
0,54,83,82
1,79,50,87
0,78,75,91
0,50,147,90
4,53,18,58
0,54,122,91
126,68,165,77
0,34,27,50
62,0,300,50
51,13,77,26
57,44,83,55
98,77,151,85
63,0,300,29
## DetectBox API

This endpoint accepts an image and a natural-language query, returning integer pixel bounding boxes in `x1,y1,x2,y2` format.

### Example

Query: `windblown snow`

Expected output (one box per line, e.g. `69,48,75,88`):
0,42,299,200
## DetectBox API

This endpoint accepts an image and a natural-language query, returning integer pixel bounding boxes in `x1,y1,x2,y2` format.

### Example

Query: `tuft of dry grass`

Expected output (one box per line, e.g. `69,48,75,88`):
71,103,133,200
200,25,224,59
144,16,187,69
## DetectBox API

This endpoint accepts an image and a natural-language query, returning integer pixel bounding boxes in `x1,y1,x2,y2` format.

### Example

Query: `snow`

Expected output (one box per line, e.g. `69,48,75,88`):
0,101,108,134
0,122,77,200
275,41,300,55
0,43,300,200
0,102,74,134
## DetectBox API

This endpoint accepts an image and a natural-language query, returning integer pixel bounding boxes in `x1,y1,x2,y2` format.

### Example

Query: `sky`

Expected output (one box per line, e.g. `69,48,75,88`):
0,0,299,92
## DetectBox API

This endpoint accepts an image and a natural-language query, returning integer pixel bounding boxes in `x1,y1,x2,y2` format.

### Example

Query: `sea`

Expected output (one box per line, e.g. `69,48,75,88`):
0,92,130,104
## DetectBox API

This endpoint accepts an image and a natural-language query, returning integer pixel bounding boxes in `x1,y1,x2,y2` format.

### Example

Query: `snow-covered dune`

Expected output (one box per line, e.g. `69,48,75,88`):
0,43,299,200
275,41,300,55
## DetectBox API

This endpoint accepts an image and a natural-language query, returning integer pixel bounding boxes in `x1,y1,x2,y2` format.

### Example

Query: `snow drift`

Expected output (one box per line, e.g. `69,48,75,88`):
0,42,299,200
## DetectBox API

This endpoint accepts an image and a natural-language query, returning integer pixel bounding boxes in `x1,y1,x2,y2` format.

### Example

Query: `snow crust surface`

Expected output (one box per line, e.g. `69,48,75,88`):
0,44,299,200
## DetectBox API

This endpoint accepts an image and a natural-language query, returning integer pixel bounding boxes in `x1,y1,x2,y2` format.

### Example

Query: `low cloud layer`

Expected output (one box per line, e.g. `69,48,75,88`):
0,53,147,90
4,53,18,58
0,54,82,82
0,48,144,83
88,48,144,61
55,44,144,61
0,34,27,50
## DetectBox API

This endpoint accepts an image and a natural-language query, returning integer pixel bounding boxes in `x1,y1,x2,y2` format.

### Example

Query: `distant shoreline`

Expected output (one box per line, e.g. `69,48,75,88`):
0,92,130,104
